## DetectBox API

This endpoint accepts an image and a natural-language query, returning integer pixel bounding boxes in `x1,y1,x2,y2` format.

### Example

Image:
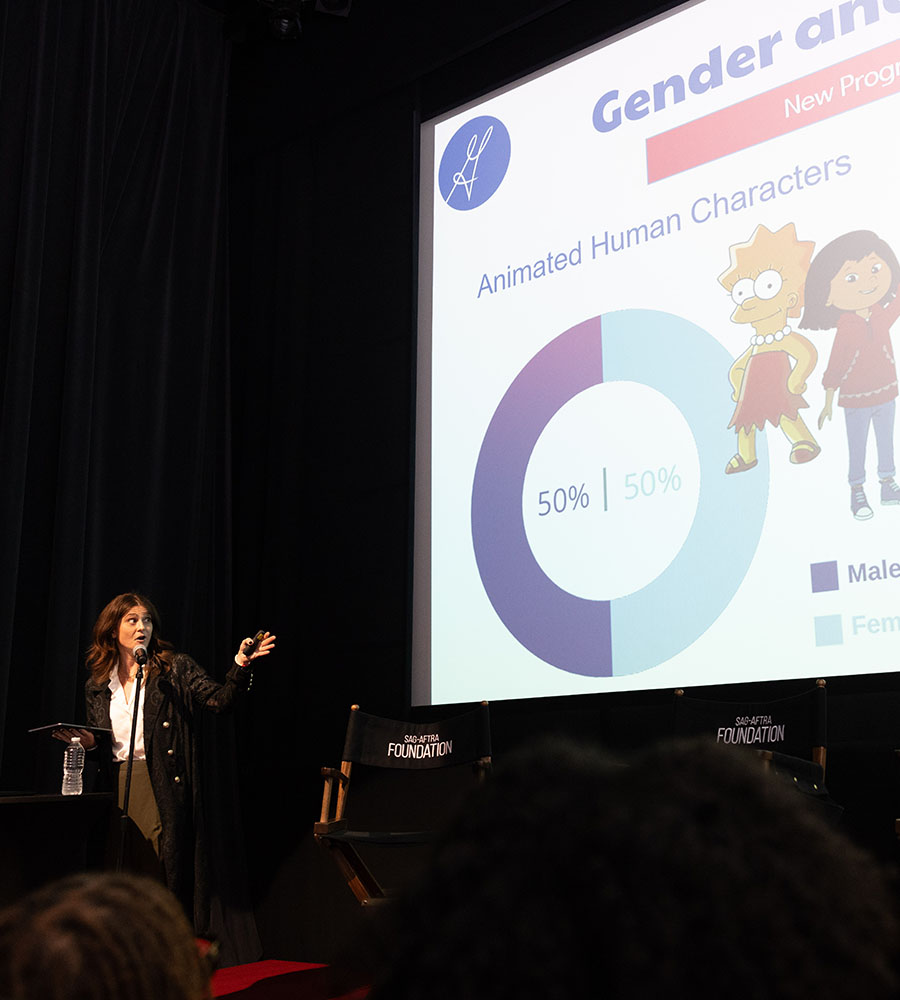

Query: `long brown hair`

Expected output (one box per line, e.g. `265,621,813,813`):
86,592,174,685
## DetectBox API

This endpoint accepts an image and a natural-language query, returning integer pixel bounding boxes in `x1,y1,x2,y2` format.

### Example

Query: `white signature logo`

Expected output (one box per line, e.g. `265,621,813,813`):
445,126,494,204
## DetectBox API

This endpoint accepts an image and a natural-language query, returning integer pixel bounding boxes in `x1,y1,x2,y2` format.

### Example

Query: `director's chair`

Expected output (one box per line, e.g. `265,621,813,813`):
314,702,491,905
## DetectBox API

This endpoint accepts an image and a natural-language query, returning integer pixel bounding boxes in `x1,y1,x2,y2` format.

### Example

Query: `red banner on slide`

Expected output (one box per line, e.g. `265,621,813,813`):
646,38,900,183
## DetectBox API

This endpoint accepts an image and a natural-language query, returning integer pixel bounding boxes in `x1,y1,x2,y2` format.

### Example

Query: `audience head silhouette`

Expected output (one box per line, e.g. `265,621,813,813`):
370,737,900,1000
0,872,212,1000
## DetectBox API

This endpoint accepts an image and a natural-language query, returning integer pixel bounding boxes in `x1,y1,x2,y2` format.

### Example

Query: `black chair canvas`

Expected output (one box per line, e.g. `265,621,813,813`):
673,679,827,775
315,703,491,904
673,680,840,821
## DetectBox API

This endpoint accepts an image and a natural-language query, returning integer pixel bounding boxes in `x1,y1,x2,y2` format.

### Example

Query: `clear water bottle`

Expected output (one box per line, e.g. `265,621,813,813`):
61,736,85,796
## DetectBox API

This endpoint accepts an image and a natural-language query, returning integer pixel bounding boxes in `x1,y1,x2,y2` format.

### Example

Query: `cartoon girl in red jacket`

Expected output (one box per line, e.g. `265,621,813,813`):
799,230,900,521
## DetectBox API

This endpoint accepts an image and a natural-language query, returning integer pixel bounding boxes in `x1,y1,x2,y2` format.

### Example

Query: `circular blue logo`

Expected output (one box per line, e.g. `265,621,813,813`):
438,116,511,211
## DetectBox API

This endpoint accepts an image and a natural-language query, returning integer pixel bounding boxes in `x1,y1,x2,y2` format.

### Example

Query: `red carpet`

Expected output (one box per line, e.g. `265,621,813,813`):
212,960,369,999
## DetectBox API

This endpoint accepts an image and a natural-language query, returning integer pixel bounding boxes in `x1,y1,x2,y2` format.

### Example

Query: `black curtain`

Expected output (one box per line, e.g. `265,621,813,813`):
0,0,232,783
226,88,417,958
0,0,262,964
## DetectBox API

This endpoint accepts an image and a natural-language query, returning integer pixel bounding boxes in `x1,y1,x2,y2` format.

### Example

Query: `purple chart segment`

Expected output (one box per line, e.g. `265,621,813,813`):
470,316,613,677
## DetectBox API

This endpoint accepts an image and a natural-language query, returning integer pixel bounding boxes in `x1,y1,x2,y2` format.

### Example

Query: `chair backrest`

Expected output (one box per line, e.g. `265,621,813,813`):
342,703,492,770
673,679,827,774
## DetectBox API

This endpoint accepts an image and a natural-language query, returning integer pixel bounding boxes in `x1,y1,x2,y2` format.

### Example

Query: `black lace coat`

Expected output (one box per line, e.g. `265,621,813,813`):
85,654,258,959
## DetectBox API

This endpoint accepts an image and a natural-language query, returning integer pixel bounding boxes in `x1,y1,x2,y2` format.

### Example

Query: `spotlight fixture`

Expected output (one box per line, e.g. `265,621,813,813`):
252,0,349,39
315,0,351,14
254,0,305,39
268,4,302,38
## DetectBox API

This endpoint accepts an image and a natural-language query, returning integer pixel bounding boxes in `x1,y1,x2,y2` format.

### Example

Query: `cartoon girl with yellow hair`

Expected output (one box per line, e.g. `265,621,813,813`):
718,223,819,474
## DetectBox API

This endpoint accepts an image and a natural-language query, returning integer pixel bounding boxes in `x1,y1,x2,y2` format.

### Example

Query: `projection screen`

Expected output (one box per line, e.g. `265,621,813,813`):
413,0,900,705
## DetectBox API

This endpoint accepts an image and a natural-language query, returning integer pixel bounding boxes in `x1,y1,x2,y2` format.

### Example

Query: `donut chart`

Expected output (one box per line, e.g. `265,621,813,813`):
470,310,770,677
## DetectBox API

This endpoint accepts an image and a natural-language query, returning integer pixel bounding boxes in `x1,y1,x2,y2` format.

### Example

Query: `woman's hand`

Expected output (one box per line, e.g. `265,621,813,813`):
52,727,96,751
235,631,276,668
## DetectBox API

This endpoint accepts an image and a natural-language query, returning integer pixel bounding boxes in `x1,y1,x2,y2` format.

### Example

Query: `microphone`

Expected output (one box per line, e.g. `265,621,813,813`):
132,645,148,666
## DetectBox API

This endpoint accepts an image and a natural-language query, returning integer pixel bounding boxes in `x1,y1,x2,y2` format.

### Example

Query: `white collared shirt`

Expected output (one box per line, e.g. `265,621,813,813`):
108,670,146,761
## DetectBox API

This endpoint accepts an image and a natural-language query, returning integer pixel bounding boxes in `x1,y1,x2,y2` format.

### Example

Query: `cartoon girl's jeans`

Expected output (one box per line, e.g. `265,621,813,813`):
844,398,896,485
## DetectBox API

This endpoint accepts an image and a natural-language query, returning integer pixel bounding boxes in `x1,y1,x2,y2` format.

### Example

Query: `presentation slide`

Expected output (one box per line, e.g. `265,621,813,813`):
413,0,900,706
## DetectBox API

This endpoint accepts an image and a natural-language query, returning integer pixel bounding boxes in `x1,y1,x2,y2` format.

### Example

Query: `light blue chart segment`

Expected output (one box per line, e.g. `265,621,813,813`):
601,310,769,675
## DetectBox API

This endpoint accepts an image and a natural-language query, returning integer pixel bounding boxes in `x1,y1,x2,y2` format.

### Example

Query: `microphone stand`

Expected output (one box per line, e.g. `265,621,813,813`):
116,657,145,873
